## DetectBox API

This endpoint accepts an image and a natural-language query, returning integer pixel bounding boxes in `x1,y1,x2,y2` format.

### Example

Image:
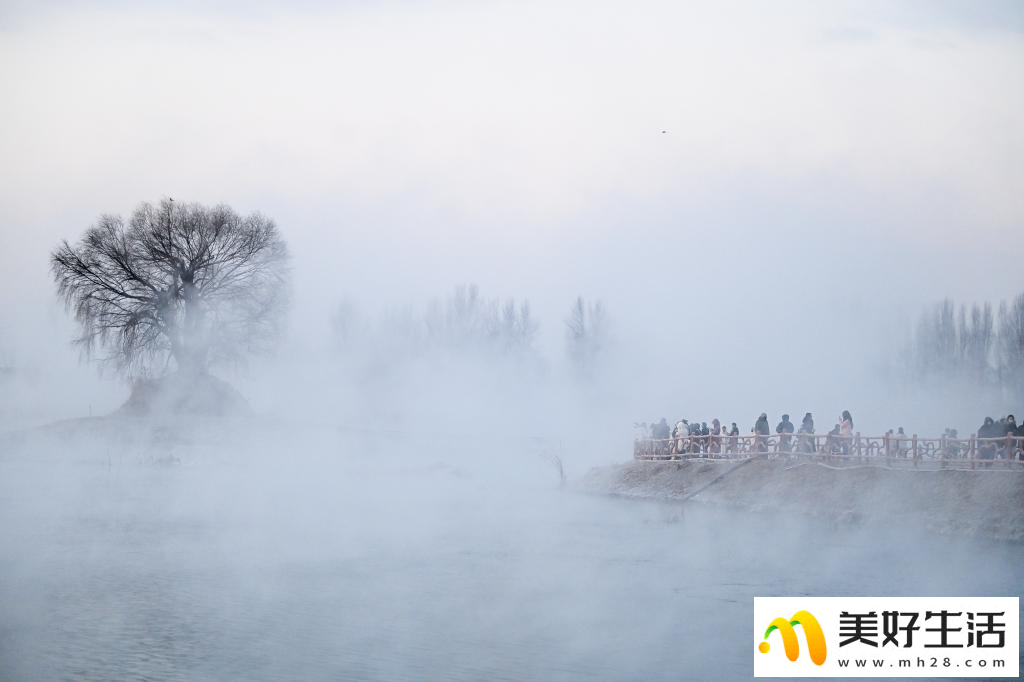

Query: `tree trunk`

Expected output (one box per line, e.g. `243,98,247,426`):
176,273,208,377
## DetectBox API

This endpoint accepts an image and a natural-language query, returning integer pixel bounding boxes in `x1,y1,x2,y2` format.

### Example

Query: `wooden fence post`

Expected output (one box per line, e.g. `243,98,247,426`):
969,434,976,470
912,434,919,466
855,432,862,459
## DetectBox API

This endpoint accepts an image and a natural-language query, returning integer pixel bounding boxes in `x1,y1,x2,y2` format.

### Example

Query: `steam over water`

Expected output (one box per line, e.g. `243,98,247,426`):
1,425,1021,681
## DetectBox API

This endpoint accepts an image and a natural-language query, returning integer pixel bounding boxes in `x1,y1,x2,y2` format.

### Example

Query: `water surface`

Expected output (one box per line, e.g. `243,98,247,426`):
1,430,1020,681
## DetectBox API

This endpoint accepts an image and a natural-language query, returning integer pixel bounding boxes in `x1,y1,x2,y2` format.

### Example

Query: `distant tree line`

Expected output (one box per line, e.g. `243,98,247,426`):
331,284,539,360
330,285,608,375
423,284,538,356
902,292,1024,395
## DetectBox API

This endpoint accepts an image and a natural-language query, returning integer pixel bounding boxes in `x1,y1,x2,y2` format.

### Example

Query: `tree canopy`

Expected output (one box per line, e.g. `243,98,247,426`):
52,199,289,378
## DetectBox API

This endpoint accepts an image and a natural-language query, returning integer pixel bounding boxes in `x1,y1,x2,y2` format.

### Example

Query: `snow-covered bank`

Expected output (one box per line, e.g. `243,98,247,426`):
576,460,1024,542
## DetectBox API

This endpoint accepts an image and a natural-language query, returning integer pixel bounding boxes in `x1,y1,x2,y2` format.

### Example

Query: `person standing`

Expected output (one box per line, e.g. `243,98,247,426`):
672,418,688,455
710,418,722,455
776,414,795,452
1004,415,1018,458
798,412,816,453
754,413,770,453
827,423,841,454
839,410,854,455
977,417,997,460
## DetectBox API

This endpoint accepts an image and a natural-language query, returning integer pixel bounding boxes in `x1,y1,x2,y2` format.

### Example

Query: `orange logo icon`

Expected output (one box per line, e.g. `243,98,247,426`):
758,610,827,666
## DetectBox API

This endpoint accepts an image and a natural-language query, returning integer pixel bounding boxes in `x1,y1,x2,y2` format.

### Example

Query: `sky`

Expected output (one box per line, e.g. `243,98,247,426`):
0,0,1022,430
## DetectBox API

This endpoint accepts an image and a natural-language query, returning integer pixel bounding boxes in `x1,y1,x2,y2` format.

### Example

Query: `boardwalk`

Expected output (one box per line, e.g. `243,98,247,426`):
634,432,1024,470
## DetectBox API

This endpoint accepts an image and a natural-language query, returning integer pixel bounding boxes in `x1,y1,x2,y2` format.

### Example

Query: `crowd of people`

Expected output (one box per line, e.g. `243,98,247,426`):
635,411,856,456
634,411,1024,461
976,415,1023,460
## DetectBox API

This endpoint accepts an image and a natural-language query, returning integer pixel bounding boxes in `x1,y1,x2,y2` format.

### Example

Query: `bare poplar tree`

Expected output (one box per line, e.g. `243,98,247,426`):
934,298,957,377
330,297,363,352
964,302,994,382
499,299,538,354
51,198,289,378
997,293,1024,393
565,296,607,377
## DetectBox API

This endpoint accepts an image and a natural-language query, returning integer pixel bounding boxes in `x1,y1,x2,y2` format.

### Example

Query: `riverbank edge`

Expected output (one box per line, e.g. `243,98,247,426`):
575,459,1024,542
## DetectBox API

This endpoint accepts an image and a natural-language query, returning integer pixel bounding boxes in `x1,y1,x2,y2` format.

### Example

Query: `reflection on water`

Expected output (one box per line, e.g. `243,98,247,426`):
0,441,1020,681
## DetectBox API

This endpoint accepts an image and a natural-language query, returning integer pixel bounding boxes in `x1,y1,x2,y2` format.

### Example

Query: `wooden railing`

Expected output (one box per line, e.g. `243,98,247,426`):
633,432,1024,469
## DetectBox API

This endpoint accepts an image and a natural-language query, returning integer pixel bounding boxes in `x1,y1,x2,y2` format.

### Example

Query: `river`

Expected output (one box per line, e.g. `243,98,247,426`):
1,428,1020,681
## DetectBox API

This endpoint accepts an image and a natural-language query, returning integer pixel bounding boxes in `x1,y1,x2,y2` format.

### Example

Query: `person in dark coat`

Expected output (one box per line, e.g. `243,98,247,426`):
997,415,1017,458
798,412,816,453
977,417,997,460
754,413,770,453
727,422,739,453
798,409,815,450
895,426,909,457
776,414,795,452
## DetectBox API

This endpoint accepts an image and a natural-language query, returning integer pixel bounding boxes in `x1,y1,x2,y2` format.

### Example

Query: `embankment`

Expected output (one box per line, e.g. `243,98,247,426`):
576,459,1024,541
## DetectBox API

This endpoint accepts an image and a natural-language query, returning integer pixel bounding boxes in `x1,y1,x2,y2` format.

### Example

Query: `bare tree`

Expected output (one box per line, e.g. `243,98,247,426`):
51,198,289,378
934,298,958,377
956,303,969,370
565,296,607,377
902,293,1022,399
909,298,959,380
420,284,538,355
499,299,538,354
425,284,488,349
964,302,994,382
997,293,1024,394
330,297,363,352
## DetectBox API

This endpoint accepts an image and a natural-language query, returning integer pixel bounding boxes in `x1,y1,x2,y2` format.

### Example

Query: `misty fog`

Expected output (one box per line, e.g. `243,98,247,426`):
1,1,1022,680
